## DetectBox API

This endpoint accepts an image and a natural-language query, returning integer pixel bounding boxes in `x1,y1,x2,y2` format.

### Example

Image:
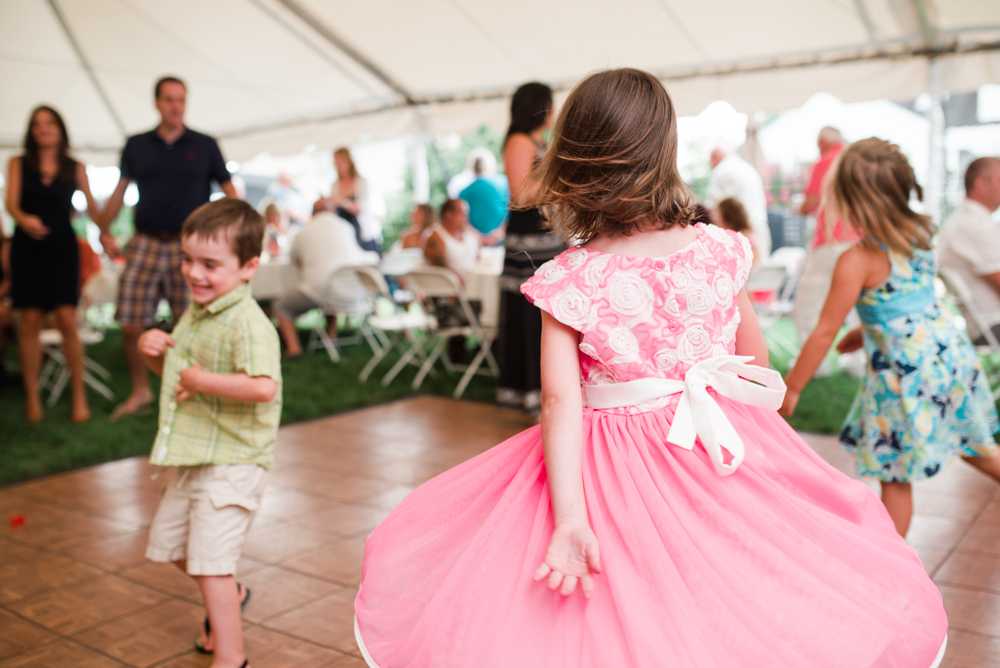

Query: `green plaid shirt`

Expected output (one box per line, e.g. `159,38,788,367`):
151,282,282,469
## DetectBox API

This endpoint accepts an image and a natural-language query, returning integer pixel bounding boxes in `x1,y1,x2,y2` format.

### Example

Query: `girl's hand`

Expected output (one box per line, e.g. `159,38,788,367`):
137,329,175,358
835,327,864,354
175,363,204,402
779,389,800,417
533,520,602,599
18,215,49,240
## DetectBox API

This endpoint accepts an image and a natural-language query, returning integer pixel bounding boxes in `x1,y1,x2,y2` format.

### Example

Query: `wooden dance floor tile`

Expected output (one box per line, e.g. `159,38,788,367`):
0,396,996,666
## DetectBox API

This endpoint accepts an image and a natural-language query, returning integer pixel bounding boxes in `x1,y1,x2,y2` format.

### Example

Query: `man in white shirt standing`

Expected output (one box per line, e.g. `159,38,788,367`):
939,157,1000,342
706,145,772,260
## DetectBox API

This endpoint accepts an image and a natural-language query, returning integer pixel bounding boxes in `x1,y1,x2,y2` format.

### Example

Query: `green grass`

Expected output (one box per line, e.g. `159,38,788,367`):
0,316,879,487
0,327,497,486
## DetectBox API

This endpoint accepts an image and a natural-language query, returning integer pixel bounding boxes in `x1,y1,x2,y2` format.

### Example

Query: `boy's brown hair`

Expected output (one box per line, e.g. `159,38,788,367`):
717,198,751,234
182,198,265,265
829,138,933,257
528,68,695,242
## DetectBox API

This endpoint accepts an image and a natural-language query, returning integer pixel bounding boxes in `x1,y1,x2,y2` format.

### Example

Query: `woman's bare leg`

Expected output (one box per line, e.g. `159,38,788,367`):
54,305,89,423
18,308,44,422
962,454,1000,483
880,481,913,537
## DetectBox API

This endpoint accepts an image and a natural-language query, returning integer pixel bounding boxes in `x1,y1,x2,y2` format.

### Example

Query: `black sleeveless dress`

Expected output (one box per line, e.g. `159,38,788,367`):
496,142,566,414
10,160,80,310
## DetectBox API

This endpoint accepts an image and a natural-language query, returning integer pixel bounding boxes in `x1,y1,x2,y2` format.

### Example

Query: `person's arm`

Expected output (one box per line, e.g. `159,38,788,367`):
504,134,539,204
780,248,871,415
137,328,174,377
220,180,238,199
174,366,277,403
532,311,602,599
984,273,1000,295
0,234,10,297
799,193,820,216
733,288,768,367
4,157,49,240
75,162,105,227
424,231,447,267
98,176,129,256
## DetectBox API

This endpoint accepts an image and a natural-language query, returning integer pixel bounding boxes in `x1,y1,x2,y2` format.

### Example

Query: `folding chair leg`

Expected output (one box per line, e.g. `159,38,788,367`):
83,370,116,401
360,333,399,381
453,341,488,399
413,338,447,389
47,367,70,407
382,332,427,385
83,357,112,380
314,326,341,363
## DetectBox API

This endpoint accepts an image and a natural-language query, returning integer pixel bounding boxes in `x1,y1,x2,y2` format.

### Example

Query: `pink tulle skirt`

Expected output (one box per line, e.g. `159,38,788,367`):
354,398,947,667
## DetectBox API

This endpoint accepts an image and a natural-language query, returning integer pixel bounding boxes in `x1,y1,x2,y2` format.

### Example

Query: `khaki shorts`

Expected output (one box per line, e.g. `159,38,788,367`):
146,464,266,576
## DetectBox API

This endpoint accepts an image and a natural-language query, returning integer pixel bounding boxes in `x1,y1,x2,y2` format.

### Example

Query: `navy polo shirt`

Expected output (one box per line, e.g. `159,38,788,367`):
120,128,231,233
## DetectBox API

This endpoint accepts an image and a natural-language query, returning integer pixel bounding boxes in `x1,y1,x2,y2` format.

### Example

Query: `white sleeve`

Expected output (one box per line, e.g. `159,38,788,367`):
951,217,1000,276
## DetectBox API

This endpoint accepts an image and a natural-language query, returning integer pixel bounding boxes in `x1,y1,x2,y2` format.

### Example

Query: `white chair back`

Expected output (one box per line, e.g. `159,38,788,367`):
940,268,1000,351
353,265,391,297
406,266,462,298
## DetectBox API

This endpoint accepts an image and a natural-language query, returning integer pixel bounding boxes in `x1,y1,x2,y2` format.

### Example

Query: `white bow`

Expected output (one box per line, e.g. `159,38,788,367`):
581,355,786,476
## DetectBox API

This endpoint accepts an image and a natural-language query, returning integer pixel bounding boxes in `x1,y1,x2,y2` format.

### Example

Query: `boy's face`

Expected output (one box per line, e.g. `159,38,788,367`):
181,233,259,305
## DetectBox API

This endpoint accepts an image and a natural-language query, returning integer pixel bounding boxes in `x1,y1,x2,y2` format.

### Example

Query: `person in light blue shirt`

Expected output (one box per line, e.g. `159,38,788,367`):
459,151,509,244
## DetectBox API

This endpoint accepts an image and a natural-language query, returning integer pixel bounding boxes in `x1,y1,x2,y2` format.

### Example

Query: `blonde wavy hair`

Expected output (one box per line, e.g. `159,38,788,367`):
527,68,696,242
828,138,933,257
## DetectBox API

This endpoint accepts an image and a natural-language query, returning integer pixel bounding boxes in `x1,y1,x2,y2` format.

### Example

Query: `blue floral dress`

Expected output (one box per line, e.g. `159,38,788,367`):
840,248,999,482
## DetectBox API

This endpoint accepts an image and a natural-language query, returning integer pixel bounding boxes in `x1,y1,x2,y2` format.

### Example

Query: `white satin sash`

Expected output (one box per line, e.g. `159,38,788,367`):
582,355,787,477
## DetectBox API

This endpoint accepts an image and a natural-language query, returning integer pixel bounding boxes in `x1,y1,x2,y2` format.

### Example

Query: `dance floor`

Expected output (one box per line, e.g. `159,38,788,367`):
1,396,999,667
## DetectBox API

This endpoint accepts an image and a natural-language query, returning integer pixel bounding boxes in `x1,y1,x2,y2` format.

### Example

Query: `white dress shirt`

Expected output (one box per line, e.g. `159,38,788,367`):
938,198,1000,339
706,154,772,259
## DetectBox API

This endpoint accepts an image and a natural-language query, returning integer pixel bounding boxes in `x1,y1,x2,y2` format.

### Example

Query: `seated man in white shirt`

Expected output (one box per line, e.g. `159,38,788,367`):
423,199,480,282
274,208,377,357
938,157,1000,342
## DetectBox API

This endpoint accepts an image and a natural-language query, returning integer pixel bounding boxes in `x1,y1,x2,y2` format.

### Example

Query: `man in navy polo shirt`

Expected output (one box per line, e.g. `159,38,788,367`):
98,76,237,419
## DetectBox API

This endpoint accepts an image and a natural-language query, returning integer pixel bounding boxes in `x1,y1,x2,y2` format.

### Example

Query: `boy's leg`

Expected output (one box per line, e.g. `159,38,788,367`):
188,465,265,666
196,575,245,667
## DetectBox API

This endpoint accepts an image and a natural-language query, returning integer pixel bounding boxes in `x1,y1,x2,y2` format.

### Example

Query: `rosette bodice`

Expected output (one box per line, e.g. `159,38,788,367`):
521,224,753,414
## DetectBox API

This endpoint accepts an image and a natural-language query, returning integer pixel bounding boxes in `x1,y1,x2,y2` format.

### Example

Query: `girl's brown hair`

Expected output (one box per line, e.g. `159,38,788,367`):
829,138,933,257
528,68,695,242
717,198,751,234
334,147,358,178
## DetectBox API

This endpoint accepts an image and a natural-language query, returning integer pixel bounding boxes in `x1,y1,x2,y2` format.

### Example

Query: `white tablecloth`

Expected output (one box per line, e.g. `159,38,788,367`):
466,247,505,328
251,261,297,300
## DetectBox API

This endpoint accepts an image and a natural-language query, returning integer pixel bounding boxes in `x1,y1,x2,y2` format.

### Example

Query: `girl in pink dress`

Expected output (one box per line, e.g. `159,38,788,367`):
354,69,948,668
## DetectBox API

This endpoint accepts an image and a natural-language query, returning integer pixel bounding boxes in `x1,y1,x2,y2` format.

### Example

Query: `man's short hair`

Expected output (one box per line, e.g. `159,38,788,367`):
155,76,187,99
440,199,465,218
182,199,264,265
818,126,844,145
965,157,1000,195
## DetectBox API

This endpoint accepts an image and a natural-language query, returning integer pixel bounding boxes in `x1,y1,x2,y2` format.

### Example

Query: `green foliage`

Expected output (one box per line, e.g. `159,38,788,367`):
382,126,504,249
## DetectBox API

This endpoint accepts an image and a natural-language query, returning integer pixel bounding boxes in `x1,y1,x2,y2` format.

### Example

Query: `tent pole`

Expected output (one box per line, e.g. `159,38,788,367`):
925,58,946,224
44,0,126,139
412,108,430,205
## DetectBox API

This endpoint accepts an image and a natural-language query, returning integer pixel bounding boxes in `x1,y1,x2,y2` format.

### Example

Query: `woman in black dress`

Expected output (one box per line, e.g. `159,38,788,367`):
5,106,103,422
496,82,564,415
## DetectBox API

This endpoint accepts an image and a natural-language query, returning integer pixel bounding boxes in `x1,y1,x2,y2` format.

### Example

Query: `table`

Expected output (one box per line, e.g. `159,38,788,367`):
465,247,504,328
251,261,297,300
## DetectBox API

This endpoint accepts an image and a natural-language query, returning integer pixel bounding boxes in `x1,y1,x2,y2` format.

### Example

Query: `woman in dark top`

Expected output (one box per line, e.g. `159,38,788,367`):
496,82,564,415
5,106,103,423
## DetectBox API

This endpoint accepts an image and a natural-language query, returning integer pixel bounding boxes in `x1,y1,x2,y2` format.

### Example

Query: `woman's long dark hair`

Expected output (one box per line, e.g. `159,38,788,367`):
505,82,553,142
23,105,76,181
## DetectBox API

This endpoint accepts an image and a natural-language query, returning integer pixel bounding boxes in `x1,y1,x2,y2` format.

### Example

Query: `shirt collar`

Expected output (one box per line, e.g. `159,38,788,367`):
192,282,251,317
965,198,994,218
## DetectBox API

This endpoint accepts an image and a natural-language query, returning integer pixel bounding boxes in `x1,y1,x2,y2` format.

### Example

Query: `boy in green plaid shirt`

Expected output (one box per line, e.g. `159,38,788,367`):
138,198,281,668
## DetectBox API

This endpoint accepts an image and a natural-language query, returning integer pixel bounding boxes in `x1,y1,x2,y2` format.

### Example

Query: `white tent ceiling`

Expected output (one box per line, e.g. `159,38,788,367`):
1,0,998,165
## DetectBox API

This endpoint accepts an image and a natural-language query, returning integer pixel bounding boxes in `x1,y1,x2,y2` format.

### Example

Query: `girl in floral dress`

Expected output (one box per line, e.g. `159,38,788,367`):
782,138,1000,537
355,71,948,667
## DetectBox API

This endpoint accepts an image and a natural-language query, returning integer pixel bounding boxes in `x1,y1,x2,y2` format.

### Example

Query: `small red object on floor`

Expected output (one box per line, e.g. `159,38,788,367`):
9,514,25,528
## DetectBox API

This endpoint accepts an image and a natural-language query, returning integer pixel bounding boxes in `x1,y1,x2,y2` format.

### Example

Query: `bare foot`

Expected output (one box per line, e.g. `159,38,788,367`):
71,402,91,423
110,389,154,421
26,395,43,423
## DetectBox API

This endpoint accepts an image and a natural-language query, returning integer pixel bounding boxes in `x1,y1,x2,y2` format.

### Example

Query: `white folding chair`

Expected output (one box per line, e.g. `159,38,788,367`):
386,266,498,398
352,265,432,382
38,266,119,406
746,247,809,359
306,265,380,363
939,268,1000,399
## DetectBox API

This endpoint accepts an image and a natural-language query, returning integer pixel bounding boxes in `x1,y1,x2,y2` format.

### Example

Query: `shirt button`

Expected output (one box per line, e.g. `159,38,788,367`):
161,426,171,435
168,401,177,411
654,261,665,271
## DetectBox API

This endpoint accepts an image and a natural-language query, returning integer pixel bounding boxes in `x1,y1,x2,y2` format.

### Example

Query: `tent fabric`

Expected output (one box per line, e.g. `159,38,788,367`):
1,0,998,165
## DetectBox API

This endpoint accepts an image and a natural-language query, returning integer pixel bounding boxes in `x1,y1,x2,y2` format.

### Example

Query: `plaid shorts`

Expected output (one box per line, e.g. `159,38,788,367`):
116,233,188,327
